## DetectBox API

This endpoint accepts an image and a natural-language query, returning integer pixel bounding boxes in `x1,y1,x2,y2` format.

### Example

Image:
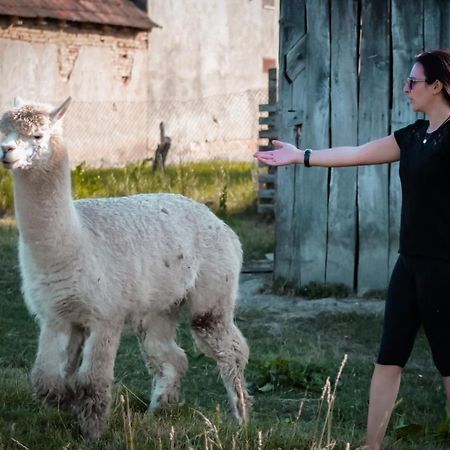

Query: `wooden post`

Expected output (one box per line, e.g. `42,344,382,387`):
326,0,358,288
257,68,278,214
357,0,390,294
390,0,423,275
294,0,330,285
274,0,306,286
153,121,171,172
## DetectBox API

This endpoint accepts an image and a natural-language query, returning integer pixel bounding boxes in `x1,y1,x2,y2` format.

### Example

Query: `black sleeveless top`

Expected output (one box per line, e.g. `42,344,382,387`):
394,119,450,261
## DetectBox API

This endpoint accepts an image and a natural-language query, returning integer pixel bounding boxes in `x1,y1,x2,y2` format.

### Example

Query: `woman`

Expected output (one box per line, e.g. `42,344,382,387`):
254,49,450,450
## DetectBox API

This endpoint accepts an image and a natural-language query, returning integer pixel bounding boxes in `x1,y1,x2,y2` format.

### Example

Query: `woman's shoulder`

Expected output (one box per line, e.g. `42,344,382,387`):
406,119,427,132
393,119,426,148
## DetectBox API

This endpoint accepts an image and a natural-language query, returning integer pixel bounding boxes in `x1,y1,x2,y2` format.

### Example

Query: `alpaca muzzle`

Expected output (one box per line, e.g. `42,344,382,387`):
1,144,16,166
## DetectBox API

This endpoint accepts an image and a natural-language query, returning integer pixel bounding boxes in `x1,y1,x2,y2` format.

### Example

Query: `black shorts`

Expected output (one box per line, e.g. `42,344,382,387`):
377,254,450,376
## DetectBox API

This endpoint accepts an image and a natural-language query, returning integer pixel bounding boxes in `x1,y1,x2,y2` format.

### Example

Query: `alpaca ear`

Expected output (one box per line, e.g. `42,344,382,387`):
50,97,72,123
13,97,24,108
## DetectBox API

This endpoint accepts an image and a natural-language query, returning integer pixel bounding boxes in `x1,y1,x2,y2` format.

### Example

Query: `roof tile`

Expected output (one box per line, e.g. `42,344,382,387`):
0,0,157,30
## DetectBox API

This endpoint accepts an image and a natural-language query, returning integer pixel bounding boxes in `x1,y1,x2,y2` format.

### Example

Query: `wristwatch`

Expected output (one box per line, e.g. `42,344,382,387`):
304,148,312,167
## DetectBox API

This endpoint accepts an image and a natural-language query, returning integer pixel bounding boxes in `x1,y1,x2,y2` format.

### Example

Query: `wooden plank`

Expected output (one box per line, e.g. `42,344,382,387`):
280,110,304,127
424,0,441,50
274,0,306,285
259,129,279,139
442,2,450,47
259,116,278,126
257,204,275,214
326,0,358,288
258,104,278,113
257,69,277,215
357,0,390,294
423,0,450,49
390,0,423,275
258,173,276,183
285,34,307,82
294,0,330,285
280,0,307,49
268,68,278,104
258,189,276,199
423,0,450,58
259,104,278,112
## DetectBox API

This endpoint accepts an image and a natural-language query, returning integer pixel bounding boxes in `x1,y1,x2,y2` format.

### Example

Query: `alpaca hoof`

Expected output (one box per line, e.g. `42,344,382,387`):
31,371,73,410
74,383,111,440
232,392,252,425
149,389,180,413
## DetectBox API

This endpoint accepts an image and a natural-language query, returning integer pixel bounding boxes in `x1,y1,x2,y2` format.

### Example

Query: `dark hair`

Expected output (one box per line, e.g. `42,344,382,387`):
415,49,450,105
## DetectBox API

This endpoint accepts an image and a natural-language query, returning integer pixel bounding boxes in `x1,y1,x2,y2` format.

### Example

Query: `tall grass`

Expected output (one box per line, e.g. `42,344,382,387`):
0,160,257,216
0,170,13,216
70,160,257,216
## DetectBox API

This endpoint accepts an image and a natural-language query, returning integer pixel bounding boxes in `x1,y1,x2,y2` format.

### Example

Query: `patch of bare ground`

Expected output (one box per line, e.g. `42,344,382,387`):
238,272,385,319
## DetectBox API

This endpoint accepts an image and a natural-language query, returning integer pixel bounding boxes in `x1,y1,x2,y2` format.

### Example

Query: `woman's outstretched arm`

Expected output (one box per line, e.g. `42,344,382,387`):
254,135,400,167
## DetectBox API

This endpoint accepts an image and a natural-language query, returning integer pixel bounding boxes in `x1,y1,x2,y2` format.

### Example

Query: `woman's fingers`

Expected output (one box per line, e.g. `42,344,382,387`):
254,151,274,159
272,139,284,148
254,153,274,164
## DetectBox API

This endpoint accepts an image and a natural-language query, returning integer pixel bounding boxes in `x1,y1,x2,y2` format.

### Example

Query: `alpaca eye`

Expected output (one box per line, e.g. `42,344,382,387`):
34,134,43,140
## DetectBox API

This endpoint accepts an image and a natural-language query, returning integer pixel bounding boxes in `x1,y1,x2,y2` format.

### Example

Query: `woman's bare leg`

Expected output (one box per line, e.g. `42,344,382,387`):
443,377,450,415
359,364,402,450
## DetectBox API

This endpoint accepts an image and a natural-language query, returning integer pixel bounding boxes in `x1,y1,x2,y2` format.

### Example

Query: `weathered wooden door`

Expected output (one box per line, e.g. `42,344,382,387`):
275,0,450,293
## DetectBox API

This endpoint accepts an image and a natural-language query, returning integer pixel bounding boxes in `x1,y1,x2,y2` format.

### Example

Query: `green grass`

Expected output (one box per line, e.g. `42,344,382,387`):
70,160,257,215
1,162,449,449
1,222,449,449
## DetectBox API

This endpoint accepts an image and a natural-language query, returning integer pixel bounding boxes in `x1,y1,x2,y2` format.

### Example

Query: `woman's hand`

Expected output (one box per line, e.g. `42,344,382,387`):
253,140,303,166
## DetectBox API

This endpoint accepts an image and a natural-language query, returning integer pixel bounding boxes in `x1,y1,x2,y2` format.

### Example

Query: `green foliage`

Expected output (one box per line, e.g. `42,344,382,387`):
362,289,387,300
0,160,257,217
225,213,274,261
70,160,256,216
273,278,351,299
250,356,327,393
0,170,13,215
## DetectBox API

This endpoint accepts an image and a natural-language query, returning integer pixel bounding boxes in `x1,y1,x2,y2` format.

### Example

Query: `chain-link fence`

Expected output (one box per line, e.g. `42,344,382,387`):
61,89,267,167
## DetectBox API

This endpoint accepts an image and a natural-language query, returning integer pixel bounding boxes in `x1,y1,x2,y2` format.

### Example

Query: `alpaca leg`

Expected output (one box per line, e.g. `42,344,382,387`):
138,314,188,412
31,321,75,409
190,310,250,424
65,324,87,377
72,324,122,440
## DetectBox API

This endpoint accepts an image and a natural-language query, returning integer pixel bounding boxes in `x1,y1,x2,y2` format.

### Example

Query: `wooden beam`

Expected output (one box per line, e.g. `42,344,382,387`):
390,0,423,275
326,0,358,288
294,0,331,285
274,0,306,285
285,33,307,82
258,173,276,184
357,0,390,293
259,104,278,112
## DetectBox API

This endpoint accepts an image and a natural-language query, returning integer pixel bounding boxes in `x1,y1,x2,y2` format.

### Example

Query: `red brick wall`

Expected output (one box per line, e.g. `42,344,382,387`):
0,17,147,82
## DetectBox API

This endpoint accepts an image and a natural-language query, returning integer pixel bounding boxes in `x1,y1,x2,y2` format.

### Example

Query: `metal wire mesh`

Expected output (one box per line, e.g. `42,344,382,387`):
60,88,268,166
0,89,267,167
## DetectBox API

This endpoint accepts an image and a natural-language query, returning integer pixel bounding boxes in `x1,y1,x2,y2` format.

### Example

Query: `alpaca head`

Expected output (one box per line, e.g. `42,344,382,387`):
0,97,71,171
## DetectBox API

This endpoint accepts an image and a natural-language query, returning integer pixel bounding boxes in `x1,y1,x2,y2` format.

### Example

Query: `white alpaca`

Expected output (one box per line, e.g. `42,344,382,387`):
0,97,250,440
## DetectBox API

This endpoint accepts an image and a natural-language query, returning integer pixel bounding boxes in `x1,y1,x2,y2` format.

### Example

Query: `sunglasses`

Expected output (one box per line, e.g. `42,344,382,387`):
406,77,427,90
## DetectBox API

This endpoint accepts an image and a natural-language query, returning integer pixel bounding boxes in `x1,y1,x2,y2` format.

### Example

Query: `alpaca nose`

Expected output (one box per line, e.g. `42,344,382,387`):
2,143,15,153
1,143,15,158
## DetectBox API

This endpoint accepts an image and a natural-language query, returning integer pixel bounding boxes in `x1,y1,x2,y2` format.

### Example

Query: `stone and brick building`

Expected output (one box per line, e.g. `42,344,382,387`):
0,0,156,165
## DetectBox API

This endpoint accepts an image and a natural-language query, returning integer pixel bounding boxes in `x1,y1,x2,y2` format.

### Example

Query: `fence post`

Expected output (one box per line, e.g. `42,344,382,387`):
257,68,278,214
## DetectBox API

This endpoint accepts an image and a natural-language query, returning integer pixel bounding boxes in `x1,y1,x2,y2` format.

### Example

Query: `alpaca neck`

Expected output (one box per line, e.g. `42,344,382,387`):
13,137,80,259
